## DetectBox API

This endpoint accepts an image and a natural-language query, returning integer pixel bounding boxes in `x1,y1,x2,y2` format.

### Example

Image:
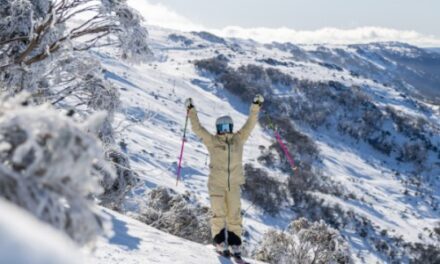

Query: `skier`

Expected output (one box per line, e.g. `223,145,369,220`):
184,94,264,260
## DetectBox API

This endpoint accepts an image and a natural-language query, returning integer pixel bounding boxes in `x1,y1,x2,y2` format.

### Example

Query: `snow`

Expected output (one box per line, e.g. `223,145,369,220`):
93,208,266,264
2,17,438,263
0,199,82,264
88,25,440,263
0,196,265,264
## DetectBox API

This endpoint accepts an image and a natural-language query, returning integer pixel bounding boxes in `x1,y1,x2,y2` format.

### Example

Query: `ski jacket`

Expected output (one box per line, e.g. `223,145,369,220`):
188,104,261,189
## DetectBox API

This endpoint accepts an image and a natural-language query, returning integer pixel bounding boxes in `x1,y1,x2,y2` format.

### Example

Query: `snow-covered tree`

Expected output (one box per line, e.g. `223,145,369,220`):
0,0,150,211
254,217,352,264
0,0,150,108
0,94,115,245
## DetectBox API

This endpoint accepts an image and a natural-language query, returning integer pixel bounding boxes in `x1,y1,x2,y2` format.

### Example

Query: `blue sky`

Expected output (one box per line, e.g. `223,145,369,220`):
129,0,440,46
147,0,439,36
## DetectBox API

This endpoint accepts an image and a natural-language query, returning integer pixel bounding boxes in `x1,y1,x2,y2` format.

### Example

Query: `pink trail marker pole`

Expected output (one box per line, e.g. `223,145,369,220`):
265,112,298,173
176,109,190,186
274,130,298,172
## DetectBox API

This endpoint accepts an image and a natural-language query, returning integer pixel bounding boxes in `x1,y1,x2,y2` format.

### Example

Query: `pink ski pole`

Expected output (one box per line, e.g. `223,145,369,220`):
176,109,190,186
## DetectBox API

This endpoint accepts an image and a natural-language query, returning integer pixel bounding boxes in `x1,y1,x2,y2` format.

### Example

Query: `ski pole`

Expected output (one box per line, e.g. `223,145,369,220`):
265,112,298,173
176,109,190,186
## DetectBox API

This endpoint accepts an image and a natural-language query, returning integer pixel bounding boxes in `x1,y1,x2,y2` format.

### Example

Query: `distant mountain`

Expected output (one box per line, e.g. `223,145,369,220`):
427,47,440,54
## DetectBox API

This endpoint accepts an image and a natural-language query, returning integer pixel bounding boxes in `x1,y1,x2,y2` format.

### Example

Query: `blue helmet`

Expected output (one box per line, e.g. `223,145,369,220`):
216,115,233,134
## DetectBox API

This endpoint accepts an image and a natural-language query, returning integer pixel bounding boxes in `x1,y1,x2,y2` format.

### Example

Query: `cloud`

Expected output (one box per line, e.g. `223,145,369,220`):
213,26,440,47
129,0,440,47
127,0,205,32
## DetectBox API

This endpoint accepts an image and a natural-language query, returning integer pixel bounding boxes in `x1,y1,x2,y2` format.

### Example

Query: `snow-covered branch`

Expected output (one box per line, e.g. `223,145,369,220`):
0,0,151,93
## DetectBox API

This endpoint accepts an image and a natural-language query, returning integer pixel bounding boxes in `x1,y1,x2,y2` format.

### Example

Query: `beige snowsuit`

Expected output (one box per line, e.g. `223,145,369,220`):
188,104,261,238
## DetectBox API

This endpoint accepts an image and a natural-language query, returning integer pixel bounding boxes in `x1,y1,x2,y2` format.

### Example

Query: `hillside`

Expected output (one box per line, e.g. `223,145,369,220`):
93,25,440,263
1,1,439,263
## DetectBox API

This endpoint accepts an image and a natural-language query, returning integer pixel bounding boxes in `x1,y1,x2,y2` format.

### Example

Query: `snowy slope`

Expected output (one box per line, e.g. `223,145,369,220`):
91,25,440,263
100,43,294,246
93,208,265,264
0,199,82,264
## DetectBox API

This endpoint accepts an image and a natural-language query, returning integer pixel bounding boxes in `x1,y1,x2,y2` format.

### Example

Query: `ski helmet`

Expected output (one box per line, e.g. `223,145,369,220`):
216,115,233,134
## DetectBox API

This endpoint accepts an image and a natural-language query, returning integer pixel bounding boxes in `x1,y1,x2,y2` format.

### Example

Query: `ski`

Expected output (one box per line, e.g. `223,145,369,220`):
232,255,250,264
214,248,233,263
216,250,251,264
216,249,231,258
216,250,250,264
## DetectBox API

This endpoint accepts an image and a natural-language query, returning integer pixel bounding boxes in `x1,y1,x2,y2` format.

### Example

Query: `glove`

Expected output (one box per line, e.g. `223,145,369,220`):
185,98,194,110
253,94,264,106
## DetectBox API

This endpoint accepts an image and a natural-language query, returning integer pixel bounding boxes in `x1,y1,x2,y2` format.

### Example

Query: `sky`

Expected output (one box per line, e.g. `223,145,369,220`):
128,0,440,47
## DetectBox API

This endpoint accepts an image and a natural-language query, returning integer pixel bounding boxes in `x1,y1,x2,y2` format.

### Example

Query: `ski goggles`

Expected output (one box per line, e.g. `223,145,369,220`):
216,123,233,134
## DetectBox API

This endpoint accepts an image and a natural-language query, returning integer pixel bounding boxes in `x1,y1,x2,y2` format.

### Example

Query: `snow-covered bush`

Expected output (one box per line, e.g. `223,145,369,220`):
0,95,114,245
398,141,428,164
386,106,428,136
168,34,194,46
287,166,323,202
408,243,440,264
137,187,211,244
99,148,138,211
265,67,294,87
243,164,286,215
254,218,352,264
192,31,226,45
194,55,229,76
434,223,440,240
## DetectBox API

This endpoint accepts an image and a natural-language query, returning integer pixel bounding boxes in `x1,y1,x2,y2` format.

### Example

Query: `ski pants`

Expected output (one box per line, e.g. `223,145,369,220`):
208,184,242,239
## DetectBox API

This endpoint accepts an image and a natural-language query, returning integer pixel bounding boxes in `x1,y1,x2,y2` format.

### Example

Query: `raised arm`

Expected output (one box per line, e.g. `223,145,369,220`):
237,94,264,142
185,98,213,145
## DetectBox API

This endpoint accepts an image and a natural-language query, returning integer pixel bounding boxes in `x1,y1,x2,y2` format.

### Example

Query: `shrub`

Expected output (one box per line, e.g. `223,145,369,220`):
434,223,440,239
99,149,139,211
191,31,226,45
219,71,253,100
168,34,194,46
386,106,428,137
287,167,321,202
242,164,286,215
408,243,440,264
398,141,428,164
254,217,352,264
194,56,229,76
0,95,114,245
137,187,211,244
266,67,294,86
